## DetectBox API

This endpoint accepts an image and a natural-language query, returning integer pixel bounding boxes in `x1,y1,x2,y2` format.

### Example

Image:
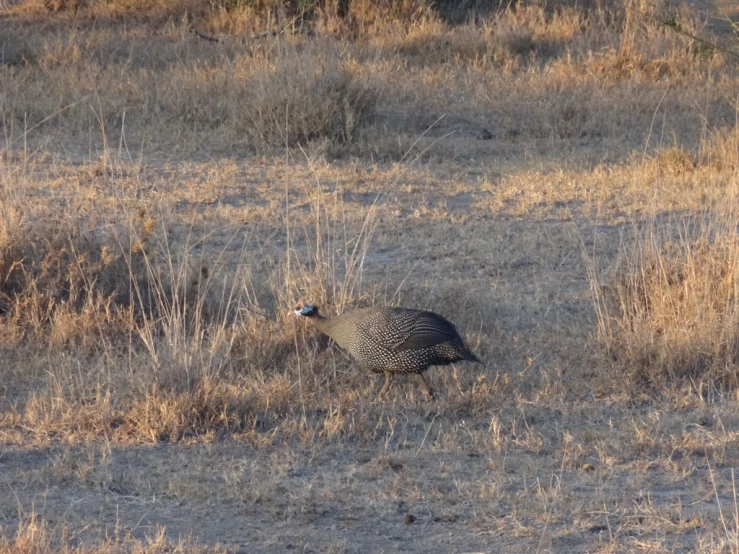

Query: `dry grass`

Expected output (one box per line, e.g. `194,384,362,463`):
592,211,739,386
0,510,227,553
2,0,735,160
2,0,739,551
240,45,376,148
589,127,739,388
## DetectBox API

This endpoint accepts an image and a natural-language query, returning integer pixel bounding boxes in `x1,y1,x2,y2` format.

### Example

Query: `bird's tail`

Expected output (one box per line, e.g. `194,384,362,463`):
460,341,483,365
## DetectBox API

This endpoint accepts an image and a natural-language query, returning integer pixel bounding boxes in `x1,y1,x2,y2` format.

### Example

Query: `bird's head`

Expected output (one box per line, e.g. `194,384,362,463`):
293,304,320,318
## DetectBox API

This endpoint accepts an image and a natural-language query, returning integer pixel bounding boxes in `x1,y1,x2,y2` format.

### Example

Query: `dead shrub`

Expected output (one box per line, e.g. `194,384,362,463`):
591,214,739,387
238,49,376,148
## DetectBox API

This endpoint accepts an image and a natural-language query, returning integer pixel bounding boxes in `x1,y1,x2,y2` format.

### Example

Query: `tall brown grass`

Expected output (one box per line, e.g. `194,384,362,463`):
587,128,739,390
591,206,739,387
0,123,398,443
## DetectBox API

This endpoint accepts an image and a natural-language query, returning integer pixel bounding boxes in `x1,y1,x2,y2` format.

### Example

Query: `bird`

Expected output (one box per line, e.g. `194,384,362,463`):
293,304,482,400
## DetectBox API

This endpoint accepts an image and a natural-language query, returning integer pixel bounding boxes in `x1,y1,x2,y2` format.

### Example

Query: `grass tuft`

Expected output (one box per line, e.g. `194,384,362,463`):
240,46,377,148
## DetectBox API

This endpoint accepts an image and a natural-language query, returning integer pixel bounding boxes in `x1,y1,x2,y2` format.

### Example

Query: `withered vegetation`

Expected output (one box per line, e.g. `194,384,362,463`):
2,0,739,551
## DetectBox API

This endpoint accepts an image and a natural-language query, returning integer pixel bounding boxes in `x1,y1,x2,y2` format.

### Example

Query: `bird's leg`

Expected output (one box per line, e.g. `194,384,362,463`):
377,371,394,400
416,373,434,401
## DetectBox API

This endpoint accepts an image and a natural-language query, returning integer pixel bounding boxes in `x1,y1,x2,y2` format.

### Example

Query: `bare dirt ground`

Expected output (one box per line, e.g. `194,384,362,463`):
2,1,739,552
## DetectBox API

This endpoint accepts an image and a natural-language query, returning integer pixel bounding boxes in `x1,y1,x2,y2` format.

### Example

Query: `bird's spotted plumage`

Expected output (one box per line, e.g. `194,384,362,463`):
295,305,481,400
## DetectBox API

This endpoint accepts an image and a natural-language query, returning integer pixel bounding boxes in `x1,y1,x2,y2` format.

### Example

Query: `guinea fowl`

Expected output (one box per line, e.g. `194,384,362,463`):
294,304,481,400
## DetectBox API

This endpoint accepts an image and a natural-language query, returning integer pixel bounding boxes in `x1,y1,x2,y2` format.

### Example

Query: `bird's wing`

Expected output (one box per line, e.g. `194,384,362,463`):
389,310,457,352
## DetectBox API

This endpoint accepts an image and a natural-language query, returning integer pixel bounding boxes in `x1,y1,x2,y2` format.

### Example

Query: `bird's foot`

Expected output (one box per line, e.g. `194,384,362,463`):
416,373,435,402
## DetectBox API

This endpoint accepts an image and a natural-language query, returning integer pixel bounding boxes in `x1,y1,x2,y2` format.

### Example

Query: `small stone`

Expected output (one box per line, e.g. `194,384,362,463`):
404,514,416,525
